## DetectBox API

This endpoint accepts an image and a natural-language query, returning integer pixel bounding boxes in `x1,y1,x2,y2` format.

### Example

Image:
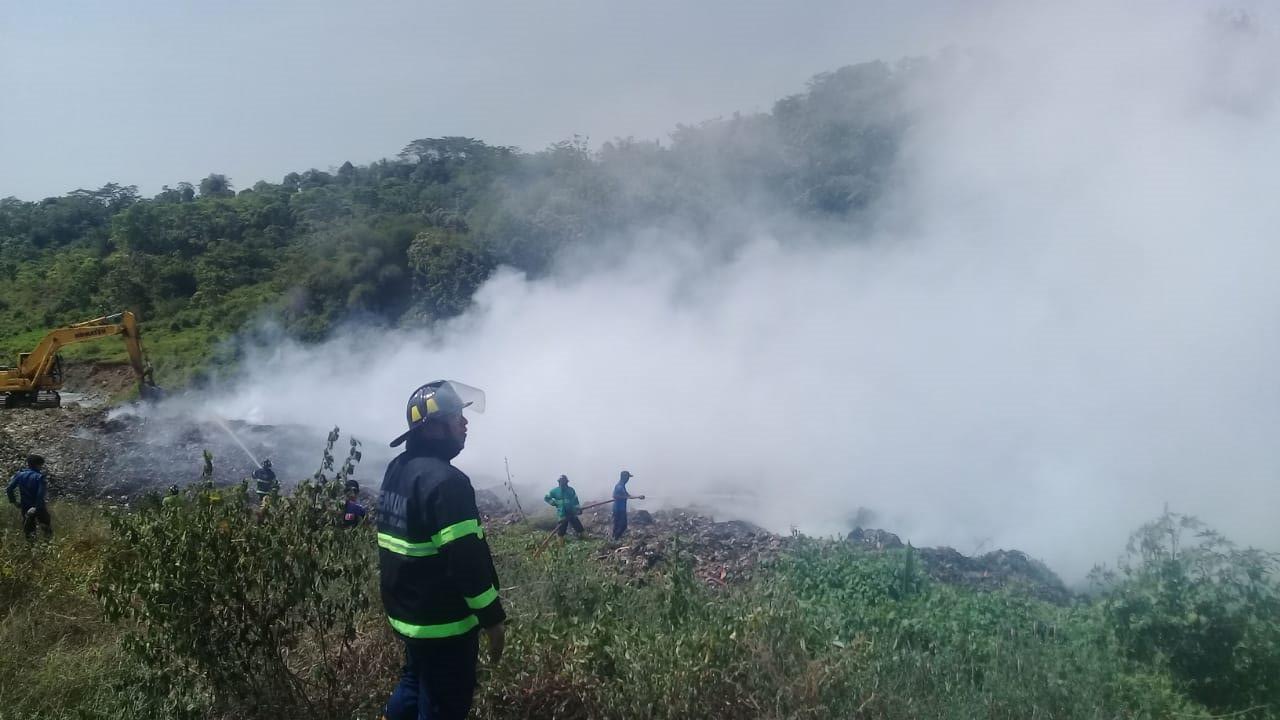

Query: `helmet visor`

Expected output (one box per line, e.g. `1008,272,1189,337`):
441,381,486,415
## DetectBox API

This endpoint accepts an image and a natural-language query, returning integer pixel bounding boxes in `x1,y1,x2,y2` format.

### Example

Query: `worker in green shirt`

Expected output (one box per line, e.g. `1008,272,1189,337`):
544,474,584,539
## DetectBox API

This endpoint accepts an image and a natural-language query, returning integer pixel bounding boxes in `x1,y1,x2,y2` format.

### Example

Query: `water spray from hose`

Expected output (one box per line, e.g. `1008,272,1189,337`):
211,414,262,468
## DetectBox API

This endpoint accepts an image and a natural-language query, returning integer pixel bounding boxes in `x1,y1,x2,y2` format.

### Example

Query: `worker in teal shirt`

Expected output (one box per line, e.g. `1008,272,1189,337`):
544,474,584,538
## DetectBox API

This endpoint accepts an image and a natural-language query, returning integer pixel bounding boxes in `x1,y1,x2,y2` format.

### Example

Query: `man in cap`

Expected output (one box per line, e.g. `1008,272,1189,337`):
611,470,645,540
378,380,505,720
544,474,584,539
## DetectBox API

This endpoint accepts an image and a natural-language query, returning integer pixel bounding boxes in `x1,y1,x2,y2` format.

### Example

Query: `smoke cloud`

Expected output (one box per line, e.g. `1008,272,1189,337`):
203,2,1280,579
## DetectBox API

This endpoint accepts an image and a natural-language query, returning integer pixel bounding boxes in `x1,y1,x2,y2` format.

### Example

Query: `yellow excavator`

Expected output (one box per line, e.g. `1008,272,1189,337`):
0,311,161,408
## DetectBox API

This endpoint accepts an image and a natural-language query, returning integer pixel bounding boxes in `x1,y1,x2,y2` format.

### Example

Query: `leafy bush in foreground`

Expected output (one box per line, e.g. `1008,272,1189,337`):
96,433,378,720
473,533,1204,719
11,477,1278,720
1095,511,1280,716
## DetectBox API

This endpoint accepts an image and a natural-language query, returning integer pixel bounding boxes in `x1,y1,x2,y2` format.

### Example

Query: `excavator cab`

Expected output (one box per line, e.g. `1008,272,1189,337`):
2,353,62,407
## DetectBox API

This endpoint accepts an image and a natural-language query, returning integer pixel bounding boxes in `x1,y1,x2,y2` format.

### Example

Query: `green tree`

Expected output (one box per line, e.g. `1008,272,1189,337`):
1095,512,1280,714
198,173,234,198
406,228,495,321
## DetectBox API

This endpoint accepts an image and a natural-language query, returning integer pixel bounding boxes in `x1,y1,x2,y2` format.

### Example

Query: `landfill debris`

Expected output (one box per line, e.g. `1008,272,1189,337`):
0,363,331,507
492,503,1072,603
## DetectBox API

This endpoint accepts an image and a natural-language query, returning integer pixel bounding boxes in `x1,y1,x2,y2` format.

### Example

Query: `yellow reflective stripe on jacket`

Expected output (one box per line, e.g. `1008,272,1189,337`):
387,613,479,639
377,533,439,557
465,585,499,610
433,519,484,547
378,521,484,557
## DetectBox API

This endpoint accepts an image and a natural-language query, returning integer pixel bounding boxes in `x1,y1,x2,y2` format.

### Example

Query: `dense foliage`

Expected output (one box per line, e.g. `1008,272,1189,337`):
0,62,913,383
5,476,1279,719
1093,512,1280,714
95,435,376,720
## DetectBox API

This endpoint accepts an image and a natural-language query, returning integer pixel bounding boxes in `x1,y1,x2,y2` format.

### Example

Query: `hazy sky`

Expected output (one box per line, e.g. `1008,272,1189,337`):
0,0,961,200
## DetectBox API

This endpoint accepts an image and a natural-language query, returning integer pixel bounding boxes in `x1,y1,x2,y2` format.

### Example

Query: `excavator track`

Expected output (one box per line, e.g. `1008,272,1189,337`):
33,390,60,409
0,391,56,409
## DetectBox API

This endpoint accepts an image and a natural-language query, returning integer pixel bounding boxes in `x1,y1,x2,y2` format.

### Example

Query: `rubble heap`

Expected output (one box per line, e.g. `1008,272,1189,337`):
482,495,1073,603
586,509,792,587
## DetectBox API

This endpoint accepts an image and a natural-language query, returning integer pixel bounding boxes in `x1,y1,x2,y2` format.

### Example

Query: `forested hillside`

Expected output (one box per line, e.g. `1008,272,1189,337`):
0,62,910,383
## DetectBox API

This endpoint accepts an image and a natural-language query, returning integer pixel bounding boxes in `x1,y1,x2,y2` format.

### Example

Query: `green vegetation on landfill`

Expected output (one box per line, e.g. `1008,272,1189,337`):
2,440,1277,719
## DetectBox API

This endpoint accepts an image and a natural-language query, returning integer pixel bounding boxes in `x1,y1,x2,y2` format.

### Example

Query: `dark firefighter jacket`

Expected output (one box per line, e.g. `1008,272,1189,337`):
377,448,505,640
252,467,278,496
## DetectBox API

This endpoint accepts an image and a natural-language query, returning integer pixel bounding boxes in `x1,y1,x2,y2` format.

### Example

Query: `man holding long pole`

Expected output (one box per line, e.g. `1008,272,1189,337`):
545,474,584,540
611,470,645,540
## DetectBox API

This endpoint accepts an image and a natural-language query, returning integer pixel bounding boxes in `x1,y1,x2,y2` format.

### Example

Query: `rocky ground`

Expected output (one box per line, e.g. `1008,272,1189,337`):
0,401,107,498
0,363,328,505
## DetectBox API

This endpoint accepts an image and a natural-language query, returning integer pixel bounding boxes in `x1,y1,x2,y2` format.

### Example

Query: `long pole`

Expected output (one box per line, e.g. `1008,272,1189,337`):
531,497,638,556
503,457,527,521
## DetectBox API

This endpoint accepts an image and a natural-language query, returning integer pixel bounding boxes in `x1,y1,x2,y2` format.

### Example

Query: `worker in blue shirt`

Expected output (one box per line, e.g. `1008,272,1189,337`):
7,455,52,540
611,470,644,540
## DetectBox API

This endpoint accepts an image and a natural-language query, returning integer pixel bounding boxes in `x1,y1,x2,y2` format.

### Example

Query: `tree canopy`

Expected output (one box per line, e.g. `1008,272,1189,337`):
0,61,917,380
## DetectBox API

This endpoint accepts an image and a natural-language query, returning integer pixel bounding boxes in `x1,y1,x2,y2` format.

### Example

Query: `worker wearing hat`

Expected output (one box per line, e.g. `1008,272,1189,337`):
544,474,584,539
378,380,505,720
611,470,645,540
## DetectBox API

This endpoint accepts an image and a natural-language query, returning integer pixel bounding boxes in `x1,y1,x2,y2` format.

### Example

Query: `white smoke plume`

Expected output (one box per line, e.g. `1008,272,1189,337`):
204,2,1280,579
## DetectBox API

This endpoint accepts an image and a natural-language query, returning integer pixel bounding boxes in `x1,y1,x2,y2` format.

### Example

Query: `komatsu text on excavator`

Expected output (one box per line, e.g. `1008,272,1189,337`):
0,311,161,408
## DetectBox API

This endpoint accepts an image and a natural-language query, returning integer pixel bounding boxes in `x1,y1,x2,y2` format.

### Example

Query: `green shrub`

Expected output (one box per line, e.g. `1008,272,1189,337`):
470,533,1204,720
95,433,377,720
1095,511,1280,715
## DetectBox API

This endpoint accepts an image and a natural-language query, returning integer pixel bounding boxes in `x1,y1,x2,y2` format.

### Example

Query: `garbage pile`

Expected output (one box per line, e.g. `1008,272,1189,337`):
0,373,335,506
0,403,107,498
845,527,1070,603
486,494,1073,603
578,508,794,588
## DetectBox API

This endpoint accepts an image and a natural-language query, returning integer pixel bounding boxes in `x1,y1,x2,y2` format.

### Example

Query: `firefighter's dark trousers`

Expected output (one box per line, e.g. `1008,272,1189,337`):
384,630,479,720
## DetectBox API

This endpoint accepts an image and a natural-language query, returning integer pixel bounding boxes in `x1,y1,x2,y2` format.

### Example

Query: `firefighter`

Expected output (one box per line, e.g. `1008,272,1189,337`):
341,478,367,527
162,483,181,507
379,380,505,720
252,459,278,500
